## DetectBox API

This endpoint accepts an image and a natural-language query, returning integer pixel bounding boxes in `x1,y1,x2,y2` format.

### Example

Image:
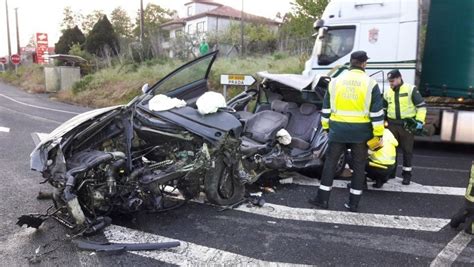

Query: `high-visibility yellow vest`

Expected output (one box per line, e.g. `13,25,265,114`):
384,83,418,120
369,129,398,165
466,163,474,203
329,69,377,123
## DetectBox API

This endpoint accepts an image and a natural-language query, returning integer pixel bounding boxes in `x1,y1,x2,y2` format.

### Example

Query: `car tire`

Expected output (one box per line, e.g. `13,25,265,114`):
334,152,346,178
204,155,245,206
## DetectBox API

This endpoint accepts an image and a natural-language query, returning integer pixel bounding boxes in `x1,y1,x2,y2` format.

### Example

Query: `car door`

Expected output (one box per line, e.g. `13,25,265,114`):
145,51,218,103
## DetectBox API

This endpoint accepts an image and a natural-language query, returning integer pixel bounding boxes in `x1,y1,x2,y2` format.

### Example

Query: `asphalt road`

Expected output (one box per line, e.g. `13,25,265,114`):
1,82,473,266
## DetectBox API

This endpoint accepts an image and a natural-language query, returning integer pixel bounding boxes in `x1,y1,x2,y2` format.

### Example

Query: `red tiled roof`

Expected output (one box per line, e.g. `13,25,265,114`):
161,18,186,28
162,5,280,28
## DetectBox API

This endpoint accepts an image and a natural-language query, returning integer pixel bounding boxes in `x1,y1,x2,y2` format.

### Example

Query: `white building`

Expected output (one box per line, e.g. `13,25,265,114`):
161,0,280,40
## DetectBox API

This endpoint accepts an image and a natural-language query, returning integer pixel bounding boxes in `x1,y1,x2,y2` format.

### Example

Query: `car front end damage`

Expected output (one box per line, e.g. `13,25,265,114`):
20,99,258,236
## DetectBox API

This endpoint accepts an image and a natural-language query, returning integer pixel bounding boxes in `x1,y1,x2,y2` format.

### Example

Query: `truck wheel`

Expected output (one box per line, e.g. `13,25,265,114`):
204,156,245,206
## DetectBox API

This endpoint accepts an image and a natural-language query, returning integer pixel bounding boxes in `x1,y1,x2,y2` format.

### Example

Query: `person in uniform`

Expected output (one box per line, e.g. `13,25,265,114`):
384,70,427,185
366,128,398,188
309,51,384,212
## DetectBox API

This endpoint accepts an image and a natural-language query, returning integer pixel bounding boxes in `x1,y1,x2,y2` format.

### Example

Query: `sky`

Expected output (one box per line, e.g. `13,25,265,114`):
0,0,294,56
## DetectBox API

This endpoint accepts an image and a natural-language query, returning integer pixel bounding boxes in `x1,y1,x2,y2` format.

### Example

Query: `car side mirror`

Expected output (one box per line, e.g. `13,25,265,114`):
141,83,149,94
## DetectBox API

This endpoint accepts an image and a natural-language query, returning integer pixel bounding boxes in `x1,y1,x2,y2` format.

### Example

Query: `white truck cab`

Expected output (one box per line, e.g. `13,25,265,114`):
304,0,419,91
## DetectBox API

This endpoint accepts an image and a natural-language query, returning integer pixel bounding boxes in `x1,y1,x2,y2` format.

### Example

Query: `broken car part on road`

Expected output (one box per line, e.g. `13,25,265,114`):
73,239,180,253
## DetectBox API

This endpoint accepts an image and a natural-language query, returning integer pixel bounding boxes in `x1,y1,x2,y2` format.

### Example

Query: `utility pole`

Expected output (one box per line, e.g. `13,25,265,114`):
14,7,19,54
140,0,145,45
240,0,244,57
5,0,12,59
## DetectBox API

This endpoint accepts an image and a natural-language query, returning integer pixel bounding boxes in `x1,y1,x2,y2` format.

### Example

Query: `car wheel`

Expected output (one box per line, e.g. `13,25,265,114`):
204,156,245,206
334,152,346,177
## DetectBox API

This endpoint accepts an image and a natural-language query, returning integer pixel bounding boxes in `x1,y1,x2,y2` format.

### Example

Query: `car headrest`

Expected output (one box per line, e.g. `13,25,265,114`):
300,103,317,115
271,100,289,113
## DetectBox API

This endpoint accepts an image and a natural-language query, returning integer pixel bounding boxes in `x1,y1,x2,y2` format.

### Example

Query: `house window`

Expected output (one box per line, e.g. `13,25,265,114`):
196,22,205,33
187,6,192,16
175,30,183,37
188,24,194,34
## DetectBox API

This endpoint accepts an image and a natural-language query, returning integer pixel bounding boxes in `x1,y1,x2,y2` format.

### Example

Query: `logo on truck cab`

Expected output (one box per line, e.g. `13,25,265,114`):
369,28,379,44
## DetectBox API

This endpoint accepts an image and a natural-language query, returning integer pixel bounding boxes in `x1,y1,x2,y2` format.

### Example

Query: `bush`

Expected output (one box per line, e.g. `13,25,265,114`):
72,75,94,94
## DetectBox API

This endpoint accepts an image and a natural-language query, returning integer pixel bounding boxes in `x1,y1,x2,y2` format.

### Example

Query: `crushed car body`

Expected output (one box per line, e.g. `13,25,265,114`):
20,51,345,236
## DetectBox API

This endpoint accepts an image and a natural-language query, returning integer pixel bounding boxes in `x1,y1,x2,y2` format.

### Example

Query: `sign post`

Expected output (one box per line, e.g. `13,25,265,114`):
0,57,7,71
35,33,48,64
220,74,256,99
10,54,20,74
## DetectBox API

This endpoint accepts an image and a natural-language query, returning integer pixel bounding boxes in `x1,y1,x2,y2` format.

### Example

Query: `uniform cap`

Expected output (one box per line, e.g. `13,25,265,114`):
387,69,402,79
350,51,369,62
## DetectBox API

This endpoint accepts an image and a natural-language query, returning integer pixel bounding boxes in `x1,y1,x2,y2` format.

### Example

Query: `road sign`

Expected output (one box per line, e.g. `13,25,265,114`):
10,54,20,65
36,32,48,64
220,74,256,86
0,57,7,64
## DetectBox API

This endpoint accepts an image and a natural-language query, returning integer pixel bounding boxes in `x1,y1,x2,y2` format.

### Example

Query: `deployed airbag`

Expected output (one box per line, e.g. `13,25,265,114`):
149,94,186,112
196,92,227,115
276,129,292,145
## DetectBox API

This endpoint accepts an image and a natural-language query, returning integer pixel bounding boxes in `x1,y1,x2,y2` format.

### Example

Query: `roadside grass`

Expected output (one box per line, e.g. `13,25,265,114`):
1,53,306,108
0,64,46,93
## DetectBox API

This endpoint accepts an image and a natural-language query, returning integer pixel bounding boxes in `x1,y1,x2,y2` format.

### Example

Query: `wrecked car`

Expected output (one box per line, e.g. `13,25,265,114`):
20,51,344,236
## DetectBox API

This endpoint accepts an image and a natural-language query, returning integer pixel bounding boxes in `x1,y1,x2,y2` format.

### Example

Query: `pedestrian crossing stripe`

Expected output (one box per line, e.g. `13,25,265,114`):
168,191,450,232
0,127,10,133
290,176,465,196
105,225,309,266
235,202,449,232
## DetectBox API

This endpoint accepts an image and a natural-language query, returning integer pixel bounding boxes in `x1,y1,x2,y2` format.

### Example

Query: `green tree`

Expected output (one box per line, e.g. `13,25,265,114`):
55,26,86,54
82,10,105,34
281,0,329,38
60,6,82,31
111,7,134,38
209,23,278,54
133,3,175,37
84,15,119,56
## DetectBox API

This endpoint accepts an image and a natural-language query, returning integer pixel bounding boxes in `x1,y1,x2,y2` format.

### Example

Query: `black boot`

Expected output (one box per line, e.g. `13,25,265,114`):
308,189,330,209
402,177,411,185
402,170,411,185
372,178,386,188
450,208,468,228
464,216,474,235
344,193,361,212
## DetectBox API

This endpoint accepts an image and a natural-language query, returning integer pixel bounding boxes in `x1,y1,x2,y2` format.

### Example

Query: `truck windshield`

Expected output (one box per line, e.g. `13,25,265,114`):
318,27,355,66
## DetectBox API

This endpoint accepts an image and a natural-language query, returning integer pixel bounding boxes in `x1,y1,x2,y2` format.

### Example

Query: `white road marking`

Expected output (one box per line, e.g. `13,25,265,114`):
291,176,465,196
0,127,10,133
0,105,61,124
398,165,469,173
234,202,450,232
104,225,309,266
430,231,473,267
0,93,80,115
169,193,450,232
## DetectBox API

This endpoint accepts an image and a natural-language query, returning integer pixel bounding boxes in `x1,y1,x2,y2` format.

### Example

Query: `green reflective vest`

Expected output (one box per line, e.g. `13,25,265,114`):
384,83,426,122
328,70,377,123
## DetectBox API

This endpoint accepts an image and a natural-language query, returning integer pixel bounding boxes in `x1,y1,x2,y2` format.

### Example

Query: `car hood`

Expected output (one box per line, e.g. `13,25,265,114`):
30,105,123,171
